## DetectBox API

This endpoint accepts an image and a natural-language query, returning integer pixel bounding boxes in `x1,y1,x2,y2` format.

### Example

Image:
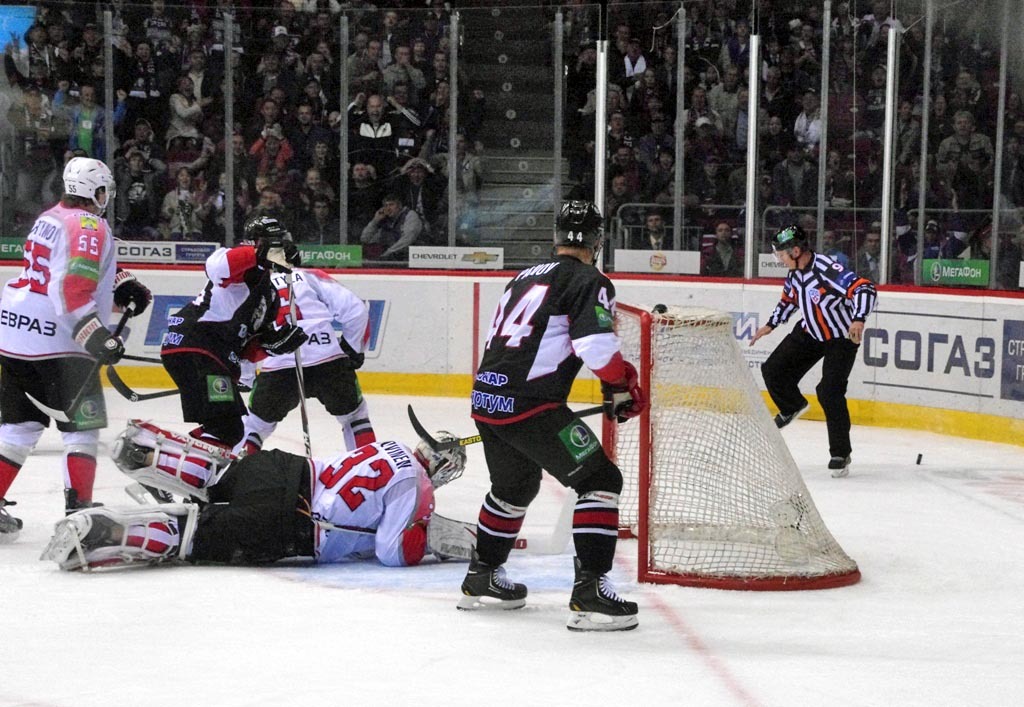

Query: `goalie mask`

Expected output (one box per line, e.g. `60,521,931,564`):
414,432,466,489
111,420,237,502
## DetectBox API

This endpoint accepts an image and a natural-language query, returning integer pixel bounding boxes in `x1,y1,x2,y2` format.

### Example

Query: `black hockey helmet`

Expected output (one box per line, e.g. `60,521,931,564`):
771,224,809,252
555,200,604,250
242,214,290,244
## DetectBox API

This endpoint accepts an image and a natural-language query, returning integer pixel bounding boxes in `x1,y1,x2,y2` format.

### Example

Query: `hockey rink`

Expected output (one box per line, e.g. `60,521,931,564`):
1,391,1022,707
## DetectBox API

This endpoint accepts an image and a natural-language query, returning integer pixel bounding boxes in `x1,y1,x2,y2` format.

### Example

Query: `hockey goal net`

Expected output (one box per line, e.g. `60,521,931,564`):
605,304,860,590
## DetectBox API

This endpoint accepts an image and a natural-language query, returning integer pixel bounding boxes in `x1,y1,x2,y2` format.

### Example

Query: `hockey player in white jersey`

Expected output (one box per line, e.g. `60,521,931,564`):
236,268,375,456
41,420,466,570
0,157,151,539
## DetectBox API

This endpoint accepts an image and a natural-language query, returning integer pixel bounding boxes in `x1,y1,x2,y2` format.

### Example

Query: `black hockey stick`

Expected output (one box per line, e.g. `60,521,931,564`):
119,353,165,365
26,304,135,423
106,366,181,402
407,403,605,452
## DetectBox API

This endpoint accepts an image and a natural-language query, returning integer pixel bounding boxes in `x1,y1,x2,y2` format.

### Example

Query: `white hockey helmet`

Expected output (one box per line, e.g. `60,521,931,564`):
63,157,116,213
414,432,467,489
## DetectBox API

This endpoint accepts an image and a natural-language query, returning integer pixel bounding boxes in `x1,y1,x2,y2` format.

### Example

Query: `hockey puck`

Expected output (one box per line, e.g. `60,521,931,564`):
916,453,923,465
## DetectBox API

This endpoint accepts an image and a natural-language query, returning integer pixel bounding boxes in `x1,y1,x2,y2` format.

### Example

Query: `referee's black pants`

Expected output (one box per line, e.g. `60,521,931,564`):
761,327,860,459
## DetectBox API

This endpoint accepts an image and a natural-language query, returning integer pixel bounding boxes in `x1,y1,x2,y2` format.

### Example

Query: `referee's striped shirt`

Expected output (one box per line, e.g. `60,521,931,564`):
767,253,877,342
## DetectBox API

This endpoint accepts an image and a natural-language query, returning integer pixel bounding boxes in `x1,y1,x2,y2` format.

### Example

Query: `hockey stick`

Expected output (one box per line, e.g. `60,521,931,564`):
407,403,606,452
26,305,135,423
287,270,312,458
106,366,181,402
119,353,165,365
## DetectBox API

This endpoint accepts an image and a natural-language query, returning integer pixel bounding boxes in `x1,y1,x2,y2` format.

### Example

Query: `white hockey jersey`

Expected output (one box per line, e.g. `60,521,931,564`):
260,268,368,372
0,203,115,359
311,440,435,566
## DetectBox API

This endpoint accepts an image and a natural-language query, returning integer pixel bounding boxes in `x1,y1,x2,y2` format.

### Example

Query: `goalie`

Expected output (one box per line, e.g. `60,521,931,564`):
41,420,467,571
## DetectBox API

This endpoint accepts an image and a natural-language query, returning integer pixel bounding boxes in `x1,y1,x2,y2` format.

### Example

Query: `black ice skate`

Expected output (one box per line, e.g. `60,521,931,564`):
774,401,809,429
567,558,638,632
0,498,23,543
457,552,527,611
64,489,103,516
828,455,851,478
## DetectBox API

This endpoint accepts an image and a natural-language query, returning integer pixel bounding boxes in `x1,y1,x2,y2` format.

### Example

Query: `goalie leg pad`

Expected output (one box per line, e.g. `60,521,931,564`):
41,503,199,571
111,420,238,502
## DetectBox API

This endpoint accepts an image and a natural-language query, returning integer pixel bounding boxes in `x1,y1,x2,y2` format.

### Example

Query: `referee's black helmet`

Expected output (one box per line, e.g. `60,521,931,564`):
771,224,809,251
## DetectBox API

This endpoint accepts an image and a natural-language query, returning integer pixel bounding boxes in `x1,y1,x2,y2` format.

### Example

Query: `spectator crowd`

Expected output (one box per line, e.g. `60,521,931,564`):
562,0,1022,287
2,0,485,263
1,0,1020,286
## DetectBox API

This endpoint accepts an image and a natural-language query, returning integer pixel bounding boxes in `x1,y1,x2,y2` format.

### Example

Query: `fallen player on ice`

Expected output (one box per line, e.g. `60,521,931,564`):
42,420,480,570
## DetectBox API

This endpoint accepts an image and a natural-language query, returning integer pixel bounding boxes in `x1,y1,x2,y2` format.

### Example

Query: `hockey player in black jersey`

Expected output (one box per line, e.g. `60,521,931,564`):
750,224,878,478
460,200,647,631
160,215,307,450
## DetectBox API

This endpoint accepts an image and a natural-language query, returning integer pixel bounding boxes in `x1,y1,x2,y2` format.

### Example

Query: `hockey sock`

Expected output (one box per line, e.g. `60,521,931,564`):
335,398,376,449
474,493,527,566
572,491,620,576
0,425,43,498
0,456,21,499
64,452,97,503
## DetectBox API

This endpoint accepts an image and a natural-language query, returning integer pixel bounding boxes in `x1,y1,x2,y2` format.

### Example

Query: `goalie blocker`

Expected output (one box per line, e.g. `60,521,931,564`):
44,421,473,570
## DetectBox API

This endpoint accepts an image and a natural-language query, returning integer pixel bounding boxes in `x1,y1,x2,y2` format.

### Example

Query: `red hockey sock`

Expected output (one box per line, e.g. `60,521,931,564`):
0,456,21,499
64,452,97,503
354,430,377,447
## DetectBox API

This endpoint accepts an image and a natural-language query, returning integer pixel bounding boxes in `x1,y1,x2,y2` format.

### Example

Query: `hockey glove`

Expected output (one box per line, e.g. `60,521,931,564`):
261,323,308,356
73,314,125,365
341,350,365,369
113,270,152,317
600,360,647,423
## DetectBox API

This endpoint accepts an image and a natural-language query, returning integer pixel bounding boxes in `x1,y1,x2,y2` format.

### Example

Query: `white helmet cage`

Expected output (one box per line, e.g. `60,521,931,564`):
63,157,116,214
415,432,467,489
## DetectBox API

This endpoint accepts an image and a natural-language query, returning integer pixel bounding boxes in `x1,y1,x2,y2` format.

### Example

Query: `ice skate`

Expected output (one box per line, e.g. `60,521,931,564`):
774,402,809,429
457,552,527,610
829,455,851,478
64,488,103,516
0,498,23,543
567,558,638,632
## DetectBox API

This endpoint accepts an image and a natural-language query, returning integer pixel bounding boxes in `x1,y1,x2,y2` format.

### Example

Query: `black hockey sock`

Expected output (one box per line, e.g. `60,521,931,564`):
572,491,619,576
474,492,526,567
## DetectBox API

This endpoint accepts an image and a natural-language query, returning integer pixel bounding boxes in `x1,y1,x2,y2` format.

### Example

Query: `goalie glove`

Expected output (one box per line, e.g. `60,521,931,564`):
73,314,125,365
261,322,308,356
600,360,647,423
113,269,151,317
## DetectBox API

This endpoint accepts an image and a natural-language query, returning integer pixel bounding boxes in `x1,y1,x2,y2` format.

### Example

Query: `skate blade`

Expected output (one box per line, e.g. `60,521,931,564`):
831,466,850,478
566,611,639,632
0,528,20,544
456,594,526,611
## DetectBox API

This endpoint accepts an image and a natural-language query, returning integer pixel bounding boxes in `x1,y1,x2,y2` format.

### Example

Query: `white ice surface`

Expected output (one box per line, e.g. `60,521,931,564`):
2,392,1022,707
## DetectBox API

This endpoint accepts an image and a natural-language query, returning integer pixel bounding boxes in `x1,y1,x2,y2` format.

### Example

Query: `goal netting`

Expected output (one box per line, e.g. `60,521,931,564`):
605,304,860,590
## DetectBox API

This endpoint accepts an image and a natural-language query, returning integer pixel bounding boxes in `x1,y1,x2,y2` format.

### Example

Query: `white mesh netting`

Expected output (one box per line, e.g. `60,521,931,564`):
611,304,859,589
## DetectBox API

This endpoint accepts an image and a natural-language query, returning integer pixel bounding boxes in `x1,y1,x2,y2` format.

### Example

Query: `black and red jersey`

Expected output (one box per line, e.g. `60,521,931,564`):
768,252,877,342
161,246,277,376
472,255,622,424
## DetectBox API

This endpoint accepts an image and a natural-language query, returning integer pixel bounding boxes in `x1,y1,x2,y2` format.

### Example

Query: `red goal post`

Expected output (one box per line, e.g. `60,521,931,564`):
604,303,860,590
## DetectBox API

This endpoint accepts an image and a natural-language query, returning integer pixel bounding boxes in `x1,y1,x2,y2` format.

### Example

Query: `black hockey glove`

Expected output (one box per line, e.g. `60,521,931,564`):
600,361,647,423
256,238,301,271
261,323,308,356
73,314,125,365
113,270,152,317
341,350,365,369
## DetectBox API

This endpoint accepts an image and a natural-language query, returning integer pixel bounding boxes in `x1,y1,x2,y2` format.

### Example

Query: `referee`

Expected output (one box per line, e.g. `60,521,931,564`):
750,225,878,477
